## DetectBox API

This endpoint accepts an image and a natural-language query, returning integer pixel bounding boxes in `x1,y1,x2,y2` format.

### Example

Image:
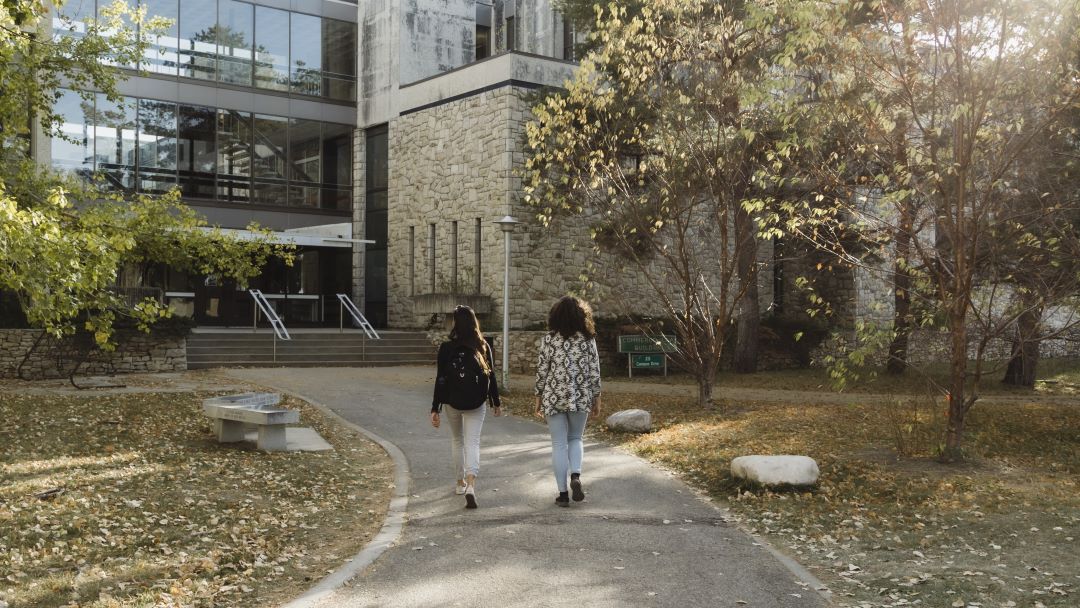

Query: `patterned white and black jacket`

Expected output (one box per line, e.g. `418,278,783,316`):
534,332,602,417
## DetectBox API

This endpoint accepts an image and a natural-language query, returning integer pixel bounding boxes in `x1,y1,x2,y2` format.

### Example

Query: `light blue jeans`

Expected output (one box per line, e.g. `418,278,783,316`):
445,404,487,479
545,411,589,492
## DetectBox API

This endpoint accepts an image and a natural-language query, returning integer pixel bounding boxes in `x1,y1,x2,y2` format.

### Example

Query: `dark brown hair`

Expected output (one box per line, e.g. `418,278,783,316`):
449,305,490,373
547,296,596,340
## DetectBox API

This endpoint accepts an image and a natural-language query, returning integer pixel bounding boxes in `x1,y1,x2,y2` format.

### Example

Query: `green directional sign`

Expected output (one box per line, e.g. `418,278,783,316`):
631,353,665,369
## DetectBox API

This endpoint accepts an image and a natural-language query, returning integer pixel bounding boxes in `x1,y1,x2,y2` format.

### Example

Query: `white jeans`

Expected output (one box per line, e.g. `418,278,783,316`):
445,404,487,479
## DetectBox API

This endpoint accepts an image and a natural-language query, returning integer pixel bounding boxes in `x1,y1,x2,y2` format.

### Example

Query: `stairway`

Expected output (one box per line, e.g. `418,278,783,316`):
185,330,437,369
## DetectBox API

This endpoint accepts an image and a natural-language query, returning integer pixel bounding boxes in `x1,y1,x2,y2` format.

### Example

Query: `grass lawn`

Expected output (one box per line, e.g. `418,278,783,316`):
604,358,1080,397
0,388,394,608
504,375,1079,608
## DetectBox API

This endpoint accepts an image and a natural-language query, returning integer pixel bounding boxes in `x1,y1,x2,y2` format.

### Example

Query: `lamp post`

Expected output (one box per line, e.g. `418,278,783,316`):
493,215,521,390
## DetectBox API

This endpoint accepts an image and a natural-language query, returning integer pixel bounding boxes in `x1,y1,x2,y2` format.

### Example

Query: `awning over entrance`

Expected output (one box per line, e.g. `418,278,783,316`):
207,223,376,249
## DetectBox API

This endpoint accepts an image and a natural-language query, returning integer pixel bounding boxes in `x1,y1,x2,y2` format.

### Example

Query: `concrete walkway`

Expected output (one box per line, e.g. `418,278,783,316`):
224,367,829,608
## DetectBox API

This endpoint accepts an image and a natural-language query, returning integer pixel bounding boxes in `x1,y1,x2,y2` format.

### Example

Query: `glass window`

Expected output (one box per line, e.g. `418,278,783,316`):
322,18,357,101
143,0,179,75
102,0,139,69
476,25,490,60
178,0,217,81
52,89,95,178
252,114,288,181
505,16,515,51
218,0,254,86
290,13,322,97
53,0,94,40
253,113,288,207
137,99,178,194
94,93,137,192
288,118,320,185
178,104,216,199
254,6,289,91
364,126,387,190
217,109,251,202
476,3,492,60
322,123,352,187
253,181,287,206
562,18,574,61
321,187,352,211
288,184,320,208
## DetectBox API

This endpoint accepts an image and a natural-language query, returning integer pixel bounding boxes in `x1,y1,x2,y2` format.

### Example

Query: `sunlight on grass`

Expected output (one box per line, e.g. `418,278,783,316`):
0,390,394,608
503,385,1080,607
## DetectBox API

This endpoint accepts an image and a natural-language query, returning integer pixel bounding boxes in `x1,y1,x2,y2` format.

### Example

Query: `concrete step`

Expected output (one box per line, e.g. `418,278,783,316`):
185,329,436,369
187,351,433,362
187,360,435,369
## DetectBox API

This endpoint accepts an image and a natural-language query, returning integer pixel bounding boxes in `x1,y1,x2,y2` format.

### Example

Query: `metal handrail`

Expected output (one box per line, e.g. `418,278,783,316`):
250,289,291,341
336,293,380,339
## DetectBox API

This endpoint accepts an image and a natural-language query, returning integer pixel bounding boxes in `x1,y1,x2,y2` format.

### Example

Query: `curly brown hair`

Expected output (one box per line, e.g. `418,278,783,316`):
547,296,596,340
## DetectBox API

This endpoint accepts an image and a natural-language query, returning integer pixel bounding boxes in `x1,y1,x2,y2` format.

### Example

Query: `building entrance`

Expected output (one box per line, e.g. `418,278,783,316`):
157,247,351,328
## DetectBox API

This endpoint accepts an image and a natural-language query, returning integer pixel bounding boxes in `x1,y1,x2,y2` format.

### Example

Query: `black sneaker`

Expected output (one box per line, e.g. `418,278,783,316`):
465,484,477,509
570,477,585,502
555,492,570,507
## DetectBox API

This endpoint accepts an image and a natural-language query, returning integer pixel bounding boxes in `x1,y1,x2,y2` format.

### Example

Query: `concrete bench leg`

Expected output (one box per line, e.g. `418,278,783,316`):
216,419,246,443
258,425,288,451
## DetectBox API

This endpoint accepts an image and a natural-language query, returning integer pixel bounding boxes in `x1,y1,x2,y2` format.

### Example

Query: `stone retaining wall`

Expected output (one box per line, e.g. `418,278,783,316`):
0,329,187,380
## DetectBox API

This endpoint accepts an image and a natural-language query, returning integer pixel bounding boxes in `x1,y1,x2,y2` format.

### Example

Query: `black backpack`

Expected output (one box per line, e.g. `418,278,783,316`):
443,344,490,410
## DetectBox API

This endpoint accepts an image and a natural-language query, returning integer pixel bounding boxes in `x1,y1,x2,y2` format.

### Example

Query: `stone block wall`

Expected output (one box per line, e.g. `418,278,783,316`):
385,82,790,331
0,329,186,380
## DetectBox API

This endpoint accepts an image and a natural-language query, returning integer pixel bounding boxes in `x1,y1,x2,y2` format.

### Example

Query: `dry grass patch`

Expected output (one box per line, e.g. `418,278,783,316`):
0,389,394,608
502,389,1079,608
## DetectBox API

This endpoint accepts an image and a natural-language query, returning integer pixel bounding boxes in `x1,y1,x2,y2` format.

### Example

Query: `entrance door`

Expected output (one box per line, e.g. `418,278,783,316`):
194,278,250,326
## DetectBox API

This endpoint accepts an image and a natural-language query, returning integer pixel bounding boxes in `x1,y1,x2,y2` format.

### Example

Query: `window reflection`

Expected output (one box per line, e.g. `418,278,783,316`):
61,0,357,102
255,6,290,91
94,93,137,192
253,114,288,205
322,123,352,187
178,104,216,199
138,99,178,194
218,0,254,86
142,0,179,75
52,89,95,178
179,0,217,81
322,19,357,101
52,91,353,209
53,0,94,41
290,13,322,97
217,109,252,202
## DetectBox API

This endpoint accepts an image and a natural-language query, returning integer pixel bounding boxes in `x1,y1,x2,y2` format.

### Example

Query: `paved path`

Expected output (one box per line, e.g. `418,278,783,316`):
224,367,829,608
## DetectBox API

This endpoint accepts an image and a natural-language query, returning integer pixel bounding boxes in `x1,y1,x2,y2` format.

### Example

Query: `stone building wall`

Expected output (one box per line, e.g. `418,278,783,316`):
386,82,793,332
0,329,187,380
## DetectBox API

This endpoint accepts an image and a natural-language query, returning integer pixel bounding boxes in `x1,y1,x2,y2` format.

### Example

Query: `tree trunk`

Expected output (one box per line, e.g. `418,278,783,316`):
1003,304,1042,387
941,315,968,463
887,118,913,375
697,371,715,407
733,205,759,373
887,204,914,375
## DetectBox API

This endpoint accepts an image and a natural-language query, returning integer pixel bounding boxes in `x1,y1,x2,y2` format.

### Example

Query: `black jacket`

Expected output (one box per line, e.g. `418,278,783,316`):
431,341,501,412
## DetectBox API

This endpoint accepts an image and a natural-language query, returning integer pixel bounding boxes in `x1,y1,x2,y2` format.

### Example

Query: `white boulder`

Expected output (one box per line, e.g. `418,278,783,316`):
730,455,819,487
605,409,652,433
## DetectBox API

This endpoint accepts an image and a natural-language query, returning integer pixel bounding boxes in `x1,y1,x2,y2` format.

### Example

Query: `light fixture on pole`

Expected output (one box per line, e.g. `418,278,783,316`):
493,214,521,390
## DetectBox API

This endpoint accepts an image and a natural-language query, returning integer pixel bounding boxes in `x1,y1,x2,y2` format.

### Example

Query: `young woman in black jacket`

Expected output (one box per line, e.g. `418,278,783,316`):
431,305,502,508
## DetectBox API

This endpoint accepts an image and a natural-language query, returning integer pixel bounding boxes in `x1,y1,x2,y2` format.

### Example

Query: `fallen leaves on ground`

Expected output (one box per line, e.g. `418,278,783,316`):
504,386,1079,608
0,388,393,608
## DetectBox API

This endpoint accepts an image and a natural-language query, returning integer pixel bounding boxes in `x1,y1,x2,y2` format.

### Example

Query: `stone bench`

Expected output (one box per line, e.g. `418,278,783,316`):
203,393,299,452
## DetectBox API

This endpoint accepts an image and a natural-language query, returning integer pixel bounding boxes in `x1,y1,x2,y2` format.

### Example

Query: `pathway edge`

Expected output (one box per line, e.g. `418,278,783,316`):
270,386,412,608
